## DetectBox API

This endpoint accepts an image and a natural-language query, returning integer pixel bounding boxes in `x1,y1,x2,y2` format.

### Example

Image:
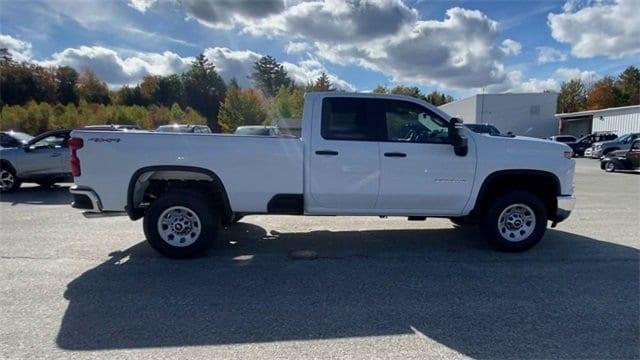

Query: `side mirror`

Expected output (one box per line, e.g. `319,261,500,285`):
448,117,468,157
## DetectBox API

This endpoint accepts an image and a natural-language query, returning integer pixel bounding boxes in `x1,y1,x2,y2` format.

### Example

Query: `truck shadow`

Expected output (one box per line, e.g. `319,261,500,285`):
0,184,71,206
56,224,639,358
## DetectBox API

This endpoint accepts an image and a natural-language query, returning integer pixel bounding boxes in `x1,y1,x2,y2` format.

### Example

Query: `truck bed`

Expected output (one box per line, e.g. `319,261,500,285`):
71,131,304,212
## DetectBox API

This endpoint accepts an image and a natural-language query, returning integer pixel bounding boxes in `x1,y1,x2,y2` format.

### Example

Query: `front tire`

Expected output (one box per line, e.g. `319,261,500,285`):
480,191,547,252
143,190,220,258
604,161,616,172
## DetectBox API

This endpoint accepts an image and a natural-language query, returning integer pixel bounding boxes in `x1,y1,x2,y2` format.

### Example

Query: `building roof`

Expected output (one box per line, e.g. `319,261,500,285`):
555,105,640,119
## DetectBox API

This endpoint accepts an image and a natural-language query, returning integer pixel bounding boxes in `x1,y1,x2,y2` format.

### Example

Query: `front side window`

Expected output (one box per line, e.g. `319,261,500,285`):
383,100,448,144
30,134,68,150
321,98,377,141
631,141,640,151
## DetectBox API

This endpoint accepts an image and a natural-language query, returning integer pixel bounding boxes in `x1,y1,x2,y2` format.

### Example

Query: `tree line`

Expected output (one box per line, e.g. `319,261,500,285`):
557,66,640,113
0,47,456,134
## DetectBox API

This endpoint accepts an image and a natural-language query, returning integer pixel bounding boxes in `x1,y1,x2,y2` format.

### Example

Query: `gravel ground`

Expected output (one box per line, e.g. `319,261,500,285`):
0,158,638,359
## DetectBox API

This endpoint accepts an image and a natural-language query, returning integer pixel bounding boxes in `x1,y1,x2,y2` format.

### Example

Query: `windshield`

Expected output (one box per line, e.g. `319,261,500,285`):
234,127,272,136
156,126,191,133
9,132,33,143
466,124,501,136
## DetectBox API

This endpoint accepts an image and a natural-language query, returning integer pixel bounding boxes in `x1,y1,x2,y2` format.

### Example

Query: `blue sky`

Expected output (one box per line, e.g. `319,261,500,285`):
1,0,638,98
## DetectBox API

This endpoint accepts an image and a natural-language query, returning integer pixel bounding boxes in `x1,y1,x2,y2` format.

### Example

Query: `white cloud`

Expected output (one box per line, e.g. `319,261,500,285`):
285,41,311,54
283,58,357,91
536,46,567,63
486,67,598,93
548,0,640,58
0,34,32,61
128,0,157,12
40,46,193,87
500,39,522,56
554,67,597,83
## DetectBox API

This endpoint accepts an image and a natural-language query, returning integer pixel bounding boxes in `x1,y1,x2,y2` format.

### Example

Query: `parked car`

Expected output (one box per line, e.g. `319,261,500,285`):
600,139,640,172
547,135,577,144
234,126,279,136
156,124,211,133
465,124,501,136
584,147,593,157
0,131,33,148
69,93,575,258
566,132,618,156
591,132,640,158
83,124,141,131
0,129,72,192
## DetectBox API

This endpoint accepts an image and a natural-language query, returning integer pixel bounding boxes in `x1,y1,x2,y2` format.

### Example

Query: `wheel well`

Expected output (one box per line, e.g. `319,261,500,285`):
0,160,16,174
473,171,560,220
127,166,231,221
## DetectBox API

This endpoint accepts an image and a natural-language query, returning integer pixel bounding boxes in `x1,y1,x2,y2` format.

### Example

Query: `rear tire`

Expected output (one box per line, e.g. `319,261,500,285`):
480,191,547,252
143,190,220,258
0,165,20,193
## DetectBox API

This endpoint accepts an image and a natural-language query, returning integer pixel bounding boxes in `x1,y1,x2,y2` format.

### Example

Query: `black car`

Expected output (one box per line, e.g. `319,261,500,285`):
600,139,640,172
567,132,618,156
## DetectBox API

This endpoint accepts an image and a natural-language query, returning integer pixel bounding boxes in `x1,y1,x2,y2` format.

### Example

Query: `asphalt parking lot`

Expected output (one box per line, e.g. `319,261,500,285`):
0,158,638,359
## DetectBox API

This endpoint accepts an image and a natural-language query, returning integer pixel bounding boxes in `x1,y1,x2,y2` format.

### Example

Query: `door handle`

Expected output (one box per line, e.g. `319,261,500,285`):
384,152,407,158
315,150,339,156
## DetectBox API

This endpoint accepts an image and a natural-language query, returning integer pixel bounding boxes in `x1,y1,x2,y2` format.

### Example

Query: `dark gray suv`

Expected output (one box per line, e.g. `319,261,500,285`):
591,133,640,158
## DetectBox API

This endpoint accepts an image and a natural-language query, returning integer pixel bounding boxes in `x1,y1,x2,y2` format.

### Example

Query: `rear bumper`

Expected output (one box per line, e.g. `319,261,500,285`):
554,195,575,224
69,185,102,213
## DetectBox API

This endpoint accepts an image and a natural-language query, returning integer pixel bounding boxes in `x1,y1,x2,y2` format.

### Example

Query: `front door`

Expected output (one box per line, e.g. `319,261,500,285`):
308,97,380,211
628,140,640,169
20,133,69,177
375,99,476,214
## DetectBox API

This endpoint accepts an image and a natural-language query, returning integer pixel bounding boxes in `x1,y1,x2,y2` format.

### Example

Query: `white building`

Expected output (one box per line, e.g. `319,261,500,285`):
555,105,640,138
439,93,558,138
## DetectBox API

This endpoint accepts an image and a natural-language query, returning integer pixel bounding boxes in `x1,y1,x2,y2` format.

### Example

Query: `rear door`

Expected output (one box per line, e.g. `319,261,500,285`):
376,99,476,214
308,97,381,211
628,140,640,169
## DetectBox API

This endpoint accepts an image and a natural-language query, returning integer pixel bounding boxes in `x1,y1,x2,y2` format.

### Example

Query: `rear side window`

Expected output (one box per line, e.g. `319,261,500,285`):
321,98,378,141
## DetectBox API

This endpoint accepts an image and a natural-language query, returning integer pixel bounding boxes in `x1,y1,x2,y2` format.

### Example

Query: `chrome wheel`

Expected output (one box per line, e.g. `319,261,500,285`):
498,203,536,242
0,169,15,191
157,206,202,247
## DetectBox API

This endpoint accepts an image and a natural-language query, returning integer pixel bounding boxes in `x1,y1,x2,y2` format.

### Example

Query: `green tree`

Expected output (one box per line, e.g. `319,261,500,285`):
557,79,587,113
77,69,110,104
169,102,185,121
182,54,226,131
372,85,389,94
617,65,640,105
425,91,454,106
55,66,79,105
156,74,184,107
218,86,268,132
250,55,292,98
269,85,304,121
389,85,425,100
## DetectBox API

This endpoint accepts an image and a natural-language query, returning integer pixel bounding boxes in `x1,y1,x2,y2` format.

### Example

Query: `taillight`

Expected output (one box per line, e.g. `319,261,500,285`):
69,137,83,177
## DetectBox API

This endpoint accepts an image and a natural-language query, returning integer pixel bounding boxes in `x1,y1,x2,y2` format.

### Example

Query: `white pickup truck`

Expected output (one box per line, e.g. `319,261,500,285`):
69,92,575,257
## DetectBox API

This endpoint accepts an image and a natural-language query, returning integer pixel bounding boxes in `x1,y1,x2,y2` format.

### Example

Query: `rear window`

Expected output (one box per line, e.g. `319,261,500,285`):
321,98,377,141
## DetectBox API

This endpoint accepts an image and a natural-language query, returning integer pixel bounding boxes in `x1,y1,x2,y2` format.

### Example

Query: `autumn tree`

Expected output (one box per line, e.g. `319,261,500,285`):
182,53,226,131
311,72,334,91
217,85,268,132
77,69,110,104
586,76,624,110
250,56,292,97
425,91,454,106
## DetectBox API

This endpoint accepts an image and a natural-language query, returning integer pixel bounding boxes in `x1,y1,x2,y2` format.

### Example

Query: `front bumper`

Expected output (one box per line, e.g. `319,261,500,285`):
553,195,576,225
69,185,102,213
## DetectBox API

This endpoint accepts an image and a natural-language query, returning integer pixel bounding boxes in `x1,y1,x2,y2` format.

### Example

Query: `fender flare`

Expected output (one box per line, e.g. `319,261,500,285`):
126,165,231,220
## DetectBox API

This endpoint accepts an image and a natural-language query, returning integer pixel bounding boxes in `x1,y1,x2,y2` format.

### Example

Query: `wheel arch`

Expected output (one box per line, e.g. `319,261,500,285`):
472,169,561,220
0,159,17,174
126,165,232,221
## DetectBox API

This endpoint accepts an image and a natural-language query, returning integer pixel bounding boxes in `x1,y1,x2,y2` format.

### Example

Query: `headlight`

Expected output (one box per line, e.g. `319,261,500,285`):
563,150,573,159
595,144,602,150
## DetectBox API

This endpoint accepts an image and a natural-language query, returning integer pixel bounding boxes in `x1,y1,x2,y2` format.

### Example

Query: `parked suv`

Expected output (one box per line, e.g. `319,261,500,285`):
567,132,618,156
0,129,72,192
591,133,640,158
